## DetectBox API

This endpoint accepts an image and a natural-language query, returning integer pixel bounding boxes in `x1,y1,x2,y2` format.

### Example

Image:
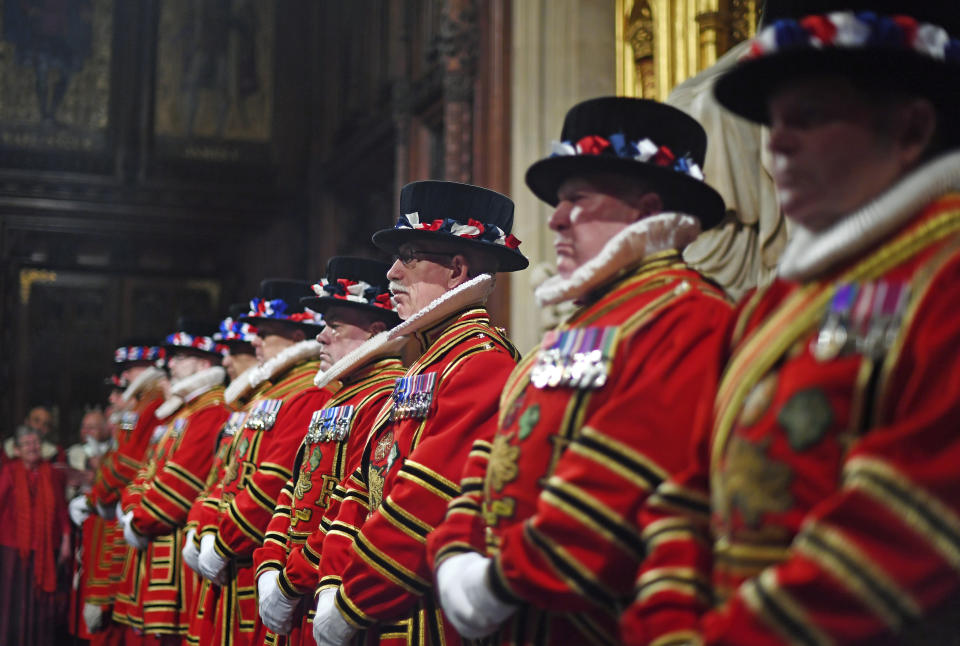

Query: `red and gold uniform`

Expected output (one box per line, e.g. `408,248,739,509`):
200,346,337,646
113,377,228,639
316,303,519,645
426,253,732,645
623,195,960,645
135,378,229,637
88,375,165,512
186,379,268,646
254,355,405,646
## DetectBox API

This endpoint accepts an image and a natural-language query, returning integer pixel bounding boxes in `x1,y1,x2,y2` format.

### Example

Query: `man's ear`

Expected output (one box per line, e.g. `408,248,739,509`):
896,98,937,169
635,192,663,218
447,254,469,287
367,320,388,336
291,328,306,343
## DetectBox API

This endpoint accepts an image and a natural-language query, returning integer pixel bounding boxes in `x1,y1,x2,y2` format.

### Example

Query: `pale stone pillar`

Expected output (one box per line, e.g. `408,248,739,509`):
508,0,616,354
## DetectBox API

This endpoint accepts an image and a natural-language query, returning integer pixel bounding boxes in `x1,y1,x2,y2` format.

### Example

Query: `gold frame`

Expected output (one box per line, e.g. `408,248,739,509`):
616,0,758,101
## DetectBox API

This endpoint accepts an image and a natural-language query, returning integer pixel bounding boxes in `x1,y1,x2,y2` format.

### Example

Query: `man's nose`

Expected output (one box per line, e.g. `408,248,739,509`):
548,201,573,231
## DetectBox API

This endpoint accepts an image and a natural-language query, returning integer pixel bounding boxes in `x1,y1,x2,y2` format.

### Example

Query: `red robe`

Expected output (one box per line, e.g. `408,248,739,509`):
316,307,519,645
253,356,406,646
426,253,732,645
196,357,336,646
0,458,70,646
185,386,268,646
622,194,960,645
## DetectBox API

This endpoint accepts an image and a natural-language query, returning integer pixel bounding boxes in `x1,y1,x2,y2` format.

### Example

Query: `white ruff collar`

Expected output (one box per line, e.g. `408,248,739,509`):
387,273,495,341
121,366,166,403
249,339,323,390
314,331,408,389
156,366,225,419
779,151,960,281
534,213,701,306
224,364,260,406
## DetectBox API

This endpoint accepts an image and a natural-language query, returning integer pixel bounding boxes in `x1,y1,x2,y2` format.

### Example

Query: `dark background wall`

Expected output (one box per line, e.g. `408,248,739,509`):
0,0,511,445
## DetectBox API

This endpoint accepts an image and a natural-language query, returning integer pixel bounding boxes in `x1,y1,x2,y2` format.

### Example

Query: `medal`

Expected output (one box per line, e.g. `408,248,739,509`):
120,411,139,431
222,412,247,438
531,326,618,390
307,405,355,442
246,399,283,431
391,372,437,420
811,283,856,362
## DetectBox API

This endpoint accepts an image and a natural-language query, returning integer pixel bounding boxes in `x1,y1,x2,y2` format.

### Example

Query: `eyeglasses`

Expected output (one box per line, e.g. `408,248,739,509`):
393,248,455,268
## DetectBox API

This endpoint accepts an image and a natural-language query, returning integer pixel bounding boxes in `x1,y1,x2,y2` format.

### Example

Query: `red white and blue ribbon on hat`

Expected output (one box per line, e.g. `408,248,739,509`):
550,133,705,181
165,332,227,356
393,212,522,250
215,317,258,343
748,11,960,62
311,278,397,312
114,345,165,364
247,298,325,326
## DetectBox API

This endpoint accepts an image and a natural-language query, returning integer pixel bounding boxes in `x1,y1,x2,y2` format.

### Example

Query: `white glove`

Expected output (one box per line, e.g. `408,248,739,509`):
69,495,92,526
198,533,229,585
436,552,515,638
122,511,148,550
114,501,124,521
95,501,116,520
258,570,299,635
182,529,200,574
82,602,105,633
312,587,356,646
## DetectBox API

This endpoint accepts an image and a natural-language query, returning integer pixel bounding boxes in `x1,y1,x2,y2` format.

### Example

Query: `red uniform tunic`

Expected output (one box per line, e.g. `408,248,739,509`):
622,195,960,645
131,385,229,636
425,254,732,645
203,357,336,646
88,388,165,510
186,390,267,646
253,356,406,646
316,307,519,646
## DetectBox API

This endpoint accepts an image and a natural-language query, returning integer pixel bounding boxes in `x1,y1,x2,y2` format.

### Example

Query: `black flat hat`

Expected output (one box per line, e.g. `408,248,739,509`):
114,337,165,366
164,317,224,359
714,1,960,125
301,257,401,328
372,180,529,272
239,279,325,334
525,97,725,229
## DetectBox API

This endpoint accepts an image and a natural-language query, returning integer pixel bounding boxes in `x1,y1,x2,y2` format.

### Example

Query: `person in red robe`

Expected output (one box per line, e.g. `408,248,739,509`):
0,424,71,646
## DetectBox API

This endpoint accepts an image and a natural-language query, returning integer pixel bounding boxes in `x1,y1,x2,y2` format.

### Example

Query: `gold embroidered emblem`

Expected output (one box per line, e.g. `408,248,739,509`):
716,435,793,528
488,435,520,493
294,446,323,500
374,430,394,462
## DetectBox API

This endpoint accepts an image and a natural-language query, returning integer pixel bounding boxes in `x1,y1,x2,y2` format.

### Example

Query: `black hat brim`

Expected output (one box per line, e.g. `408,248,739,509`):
163,345,224,360
714,48,960,126
237,314,325,334
371,228,530,272
299,296,401,328
525,155,725,230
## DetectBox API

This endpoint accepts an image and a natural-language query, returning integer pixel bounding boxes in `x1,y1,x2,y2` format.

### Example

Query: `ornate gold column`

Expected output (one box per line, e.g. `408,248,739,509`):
616,0,758,101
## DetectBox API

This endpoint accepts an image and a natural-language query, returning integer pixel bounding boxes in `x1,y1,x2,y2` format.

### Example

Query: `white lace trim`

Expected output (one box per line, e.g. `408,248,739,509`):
387,274,496,341
534,213,702,305
314,331,408,389
121,366,166,403
249,339,324,390
779,151,960,281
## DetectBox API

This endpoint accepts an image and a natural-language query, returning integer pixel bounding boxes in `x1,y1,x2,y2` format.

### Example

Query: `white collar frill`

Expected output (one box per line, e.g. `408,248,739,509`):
314,332,408,390
156,366,227,419
535,213,701,306
248,339,323,391
224,364,260,406
779,151,960,281
121,366,167,403
386,273,496,341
